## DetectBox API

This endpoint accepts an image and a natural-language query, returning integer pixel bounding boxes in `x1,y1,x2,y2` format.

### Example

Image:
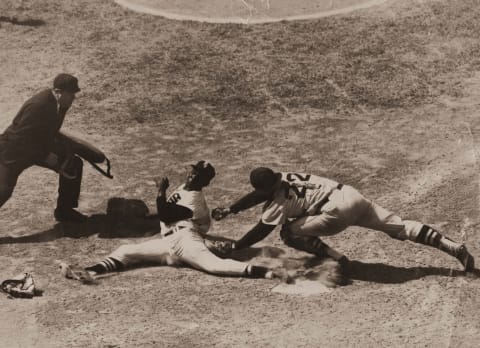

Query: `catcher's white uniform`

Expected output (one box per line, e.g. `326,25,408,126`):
267,172,424,241
108,184,250,276
214,167,473,272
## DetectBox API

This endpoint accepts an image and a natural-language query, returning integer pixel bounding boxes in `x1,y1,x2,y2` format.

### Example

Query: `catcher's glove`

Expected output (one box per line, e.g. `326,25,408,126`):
1,273,38,298
211,207,231,221
204,239,235,257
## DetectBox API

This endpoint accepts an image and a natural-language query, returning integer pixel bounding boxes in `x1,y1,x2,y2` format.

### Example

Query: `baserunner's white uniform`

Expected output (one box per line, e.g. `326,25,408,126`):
264,172,423,241
109,184,250,276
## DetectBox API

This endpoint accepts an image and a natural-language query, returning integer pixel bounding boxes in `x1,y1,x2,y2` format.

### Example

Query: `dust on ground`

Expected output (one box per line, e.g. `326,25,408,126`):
1,0,480,347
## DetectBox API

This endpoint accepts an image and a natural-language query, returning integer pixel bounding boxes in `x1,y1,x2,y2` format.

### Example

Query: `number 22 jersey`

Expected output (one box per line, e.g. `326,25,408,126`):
261,172,340,225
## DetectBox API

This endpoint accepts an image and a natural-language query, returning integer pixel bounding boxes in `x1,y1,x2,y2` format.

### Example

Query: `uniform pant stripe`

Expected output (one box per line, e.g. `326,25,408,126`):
103,258,117,271
416,225,441,247
425,229,435,244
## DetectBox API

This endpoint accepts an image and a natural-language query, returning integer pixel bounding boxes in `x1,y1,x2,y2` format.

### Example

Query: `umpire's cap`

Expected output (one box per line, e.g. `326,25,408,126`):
250,167,281,192
191,160,216,182
53,73,81,93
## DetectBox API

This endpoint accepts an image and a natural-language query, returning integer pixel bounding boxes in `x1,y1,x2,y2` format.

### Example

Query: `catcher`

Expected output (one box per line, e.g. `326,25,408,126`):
211,167,475,272
62,161,288,282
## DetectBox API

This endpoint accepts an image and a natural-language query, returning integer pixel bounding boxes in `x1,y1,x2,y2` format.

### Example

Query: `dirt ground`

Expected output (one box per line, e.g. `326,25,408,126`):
1,0,480,347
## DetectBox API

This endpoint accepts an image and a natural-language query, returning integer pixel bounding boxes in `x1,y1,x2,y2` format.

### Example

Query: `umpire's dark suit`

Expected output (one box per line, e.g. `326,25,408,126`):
0,88,83,212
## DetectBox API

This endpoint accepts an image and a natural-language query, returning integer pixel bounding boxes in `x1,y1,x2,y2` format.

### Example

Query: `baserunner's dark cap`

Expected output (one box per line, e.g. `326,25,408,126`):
53,73,80,93
191,160,216,182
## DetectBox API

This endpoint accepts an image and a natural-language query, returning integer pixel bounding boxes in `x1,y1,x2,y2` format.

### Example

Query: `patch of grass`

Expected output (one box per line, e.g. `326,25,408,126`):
62,0,480,125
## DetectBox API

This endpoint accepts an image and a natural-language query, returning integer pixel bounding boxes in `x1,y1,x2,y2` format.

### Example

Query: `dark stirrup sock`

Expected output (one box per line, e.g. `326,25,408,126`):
85,257,124,274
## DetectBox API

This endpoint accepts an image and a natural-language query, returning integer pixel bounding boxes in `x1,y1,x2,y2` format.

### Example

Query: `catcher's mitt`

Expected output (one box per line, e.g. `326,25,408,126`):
1,273,38,298
211,207,230,221
204,239,235,257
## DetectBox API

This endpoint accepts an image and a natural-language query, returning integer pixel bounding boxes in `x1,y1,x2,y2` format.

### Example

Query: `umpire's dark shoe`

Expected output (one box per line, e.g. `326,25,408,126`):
54,208,88,223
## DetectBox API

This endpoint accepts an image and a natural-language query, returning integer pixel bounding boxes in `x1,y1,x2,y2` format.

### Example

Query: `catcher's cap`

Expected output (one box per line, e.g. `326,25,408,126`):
53,73,80,93
191,160,215,181
250,167,281,192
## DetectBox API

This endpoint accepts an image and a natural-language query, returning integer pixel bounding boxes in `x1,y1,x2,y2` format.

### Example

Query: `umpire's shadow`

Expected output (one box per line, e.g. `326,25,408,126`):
0,208,161,245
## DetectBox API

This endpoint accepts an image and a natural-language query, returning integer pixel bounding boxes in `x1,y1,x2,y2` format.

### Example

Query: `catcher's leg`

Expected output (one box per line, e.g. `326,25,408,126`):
356,200,475,271
281,214,348,263
175,229,274,278
280,184,373,262
86,238,177,275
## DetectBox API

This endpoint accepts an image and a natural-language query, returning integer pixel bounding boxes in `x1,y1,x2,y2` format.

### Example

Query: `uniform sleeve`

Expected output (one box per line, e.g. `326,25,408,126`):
1,103,54,164
229,190,269,214
261,202,287,226
156,195,193,224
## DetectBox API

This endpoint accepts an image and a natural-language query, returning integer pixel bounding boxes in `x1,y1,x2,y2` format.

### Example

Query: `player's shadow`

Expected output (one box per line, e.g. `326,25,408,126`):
340,259,469,283
0,198,161,244
0,214,160,244
0,16,45,27
223,245,287,261
227,247,475,284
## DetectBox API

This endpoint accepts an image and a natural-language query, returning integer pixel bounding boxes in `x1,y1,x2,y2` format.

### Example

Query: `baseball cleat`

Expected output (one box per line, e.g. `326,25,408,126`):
456,245,475,272
58,262,97,284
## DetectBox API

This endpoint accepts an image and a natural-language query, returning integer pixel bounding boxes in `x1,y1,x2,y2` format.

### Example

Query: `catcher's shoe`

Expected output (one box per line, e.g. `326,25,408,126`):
456,245,475,272
58,262,97,284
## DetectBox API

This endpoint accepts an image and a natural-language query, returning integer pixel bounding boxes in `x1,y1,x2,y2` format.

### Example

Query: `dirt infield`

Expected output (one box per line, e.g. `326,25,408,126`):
114,0,387,23
1,0,480,347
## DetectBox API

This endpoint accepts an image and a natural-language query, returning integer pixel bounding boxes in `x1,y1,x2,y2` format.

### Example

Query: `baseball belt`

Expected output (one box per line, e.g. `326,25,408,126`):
162,224,188,237
314,183,344,213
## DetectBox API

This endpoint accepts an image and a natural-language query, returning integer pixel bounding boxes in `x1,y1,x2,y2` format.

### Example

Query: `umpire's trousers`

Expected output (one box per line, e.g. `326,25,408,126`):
0,155,83,210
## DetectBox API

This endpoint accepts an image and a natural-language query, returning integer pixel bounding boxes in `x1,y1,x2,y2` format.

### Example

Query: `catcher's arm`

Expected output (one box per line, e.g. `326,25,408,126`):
212,190,269,221
234,221,276,250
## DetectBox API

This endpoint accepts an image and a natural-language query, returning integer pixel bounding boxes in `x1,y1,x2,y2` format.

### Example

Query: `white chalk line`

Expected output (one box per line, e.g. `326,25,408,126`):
113,0,388,24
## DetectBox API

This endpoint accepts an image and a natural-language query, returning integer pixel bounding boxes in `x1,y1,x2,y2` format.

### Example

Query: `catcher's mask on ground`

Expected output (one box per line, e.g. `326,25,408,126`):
250,167,282,194
188,160,216,187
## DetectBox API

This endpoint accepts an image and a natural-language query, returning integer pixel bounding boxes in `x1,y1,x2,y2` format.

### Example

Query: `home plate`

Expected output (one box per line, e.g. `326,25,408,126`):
272,279,332,295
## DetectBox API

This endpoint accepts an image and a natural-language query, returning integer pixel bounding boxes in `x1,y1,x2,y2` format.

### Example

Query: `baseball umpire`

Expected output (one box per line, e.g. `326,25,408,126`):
0,74,87,222
62,161,287,281
211,167,475,272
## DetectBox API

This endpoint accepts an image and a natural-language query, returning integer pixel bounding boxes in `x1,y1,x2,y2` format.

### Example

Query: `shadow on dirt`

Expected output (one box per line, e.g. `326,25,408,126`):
0,16,45,27
230,248,473,284
0,216,161,244
344,260,468,283
229,245,287,261
0,197,161,244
